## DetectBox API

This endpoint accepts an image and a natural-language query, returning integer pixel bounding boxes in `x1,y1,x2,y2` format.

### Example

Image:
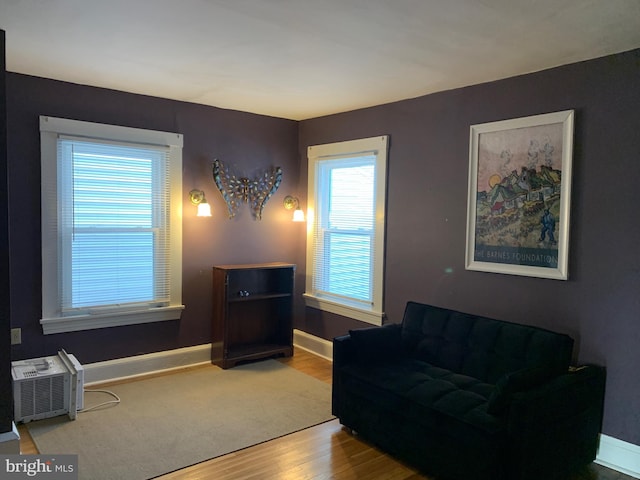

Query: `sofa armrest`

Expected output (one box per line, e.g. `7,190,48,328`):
505,365,606,480
347,323,403,364
333,334,355,368
332,323,402,419
332,334,354,419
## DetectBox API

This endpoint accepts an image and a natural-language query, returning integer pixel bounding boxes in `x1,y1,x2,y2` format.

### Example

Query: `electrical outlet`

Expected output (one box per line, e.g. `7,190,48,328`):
11,328,21,345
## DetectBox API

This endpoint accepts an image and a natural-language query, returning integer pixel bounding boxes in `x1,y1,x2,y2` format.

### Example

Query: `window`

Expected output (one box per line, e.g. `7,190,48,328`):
40,116,184,334
304,136,388,325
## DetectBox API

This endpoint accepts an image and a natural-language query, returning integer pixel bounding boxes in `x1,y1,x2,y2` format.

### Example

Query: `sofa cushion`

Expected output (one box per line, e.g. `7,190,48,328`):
400,302,574,383
340,359,504,436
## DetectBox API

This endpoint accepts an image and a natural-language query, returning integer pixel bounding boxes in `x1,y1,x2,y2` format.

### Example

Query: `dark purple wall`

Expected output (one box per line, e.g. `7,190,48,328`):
297,49,640,446
1,29,13,434
6,74,300,364
5,48,639,447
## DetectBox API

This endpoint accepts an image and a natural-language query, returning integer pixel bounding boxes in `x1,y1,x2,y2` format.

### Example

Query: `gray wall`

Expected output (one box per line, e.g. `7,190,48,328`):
297,49,640,446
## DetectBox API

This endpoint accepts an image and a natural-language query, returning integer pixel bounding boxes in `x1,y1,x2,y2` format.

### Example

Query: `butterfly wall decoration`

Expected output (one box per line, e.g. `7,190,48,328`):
212,158,283,220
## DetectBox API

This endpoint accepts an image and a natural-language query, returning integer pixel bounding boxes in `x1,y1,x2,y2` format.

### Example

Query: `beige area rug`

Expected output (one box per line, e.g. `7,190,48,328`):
27,359,334,480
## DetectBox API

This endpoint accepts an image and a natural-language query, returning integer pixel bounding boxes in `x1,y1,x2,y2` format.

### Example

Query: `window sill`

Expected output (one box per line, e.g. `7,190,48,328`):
40,305,185,334
303,293,383,326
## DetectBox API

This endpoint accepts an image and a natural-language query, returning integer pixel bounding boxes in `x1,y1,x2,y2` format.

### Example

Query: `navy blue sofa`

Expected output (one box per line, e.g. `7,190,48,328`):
332,301,606,480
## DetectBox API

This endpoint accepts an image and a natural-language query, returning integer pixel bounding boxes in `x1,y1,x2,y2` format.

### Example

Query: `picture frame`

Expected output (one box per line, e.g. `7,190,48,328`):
465,110,574,280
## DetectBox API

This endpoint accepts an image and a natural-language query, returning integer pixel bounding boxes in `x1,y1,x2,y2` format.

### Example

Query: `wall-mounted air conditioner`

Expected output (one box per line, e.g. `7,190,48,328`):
12,349,84,423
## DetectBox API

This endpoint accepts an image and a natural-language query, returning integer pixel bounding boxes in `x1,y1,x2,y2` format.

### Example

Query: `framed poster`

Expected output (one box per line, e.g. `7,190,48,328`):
465,110,574,280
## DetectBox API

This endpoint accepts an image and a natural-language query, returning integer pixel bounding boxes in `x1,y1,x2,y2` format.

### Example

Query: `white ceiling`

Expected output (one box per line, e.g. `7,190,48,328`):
1,0,640,120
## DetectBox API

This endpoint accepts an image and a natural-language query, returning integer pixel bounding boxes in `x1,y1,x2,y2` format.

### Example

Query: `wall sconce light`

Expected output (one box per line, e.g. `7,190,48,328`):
189,189,212,217
284,195,305,222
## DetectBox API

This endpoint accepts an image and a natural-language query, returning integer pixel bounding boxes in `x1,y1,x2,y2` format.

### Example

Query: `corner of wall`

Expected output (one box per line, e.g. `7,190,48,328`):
293,329,333,361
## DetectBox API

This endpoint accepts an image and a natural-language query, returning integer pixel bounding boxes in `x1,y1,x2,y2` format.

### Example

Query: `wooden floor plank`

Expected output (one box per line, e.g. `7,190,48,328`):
17,347,632,480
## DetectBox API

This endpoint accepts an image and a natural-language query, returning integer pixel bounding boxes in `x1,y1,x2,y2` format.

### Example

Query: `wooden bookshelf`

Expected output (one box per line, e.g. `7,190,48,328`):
211,263,295,369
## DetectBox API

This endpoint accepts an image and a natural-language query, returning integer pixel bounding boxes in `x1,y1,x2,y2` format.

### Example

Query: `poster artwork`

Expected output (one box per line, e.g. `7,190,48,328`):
474,123,564,269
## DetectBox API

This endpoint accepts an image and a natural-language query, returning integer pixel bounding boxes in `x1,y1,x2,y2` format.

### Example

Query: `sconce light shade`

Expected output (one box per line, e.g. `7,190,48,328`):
292,208,305,222
284,195,305,222
197,202,212,217
189,189,212,217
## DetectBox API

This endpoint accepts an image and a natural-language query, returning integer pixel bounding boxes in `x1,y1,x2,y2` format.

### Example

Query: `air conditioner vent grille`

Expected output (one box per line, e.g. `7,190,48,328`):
20,380,34,417
51,375,65,411
35,378,53,415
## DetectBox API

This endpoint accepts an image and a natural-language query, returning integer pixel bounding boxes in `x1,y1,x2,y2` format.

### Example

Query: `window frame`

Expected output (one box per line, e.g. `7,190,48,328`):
39,116,184,334
303,135,388,326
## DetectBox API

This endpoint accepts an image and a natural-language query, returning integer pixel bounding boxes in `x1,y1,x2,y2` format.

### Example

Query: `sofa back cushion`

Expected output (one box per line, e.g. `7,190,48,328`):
400,302,574,384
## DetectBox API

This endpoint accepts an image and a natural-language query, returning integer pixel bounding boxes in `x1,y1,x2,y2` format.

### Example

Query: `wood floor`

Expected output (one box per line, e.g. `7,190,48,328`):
18,348,631,480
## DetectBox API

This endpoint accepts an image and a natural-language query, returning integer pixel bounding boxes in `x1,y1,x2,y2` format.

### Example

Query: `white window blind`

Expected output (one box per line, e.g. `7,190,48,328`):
40,116,184,334
313,157,375,304
304,136,388,326
58,138,171,314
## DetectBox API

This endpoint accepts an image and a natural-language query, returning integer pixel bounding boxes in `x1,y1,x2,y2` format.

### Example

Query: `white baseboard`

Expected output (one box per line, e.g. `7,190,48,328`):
82,332,334,386
84,344,212,385
0,422,20,454
293,329,333,361
596,434,640,479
